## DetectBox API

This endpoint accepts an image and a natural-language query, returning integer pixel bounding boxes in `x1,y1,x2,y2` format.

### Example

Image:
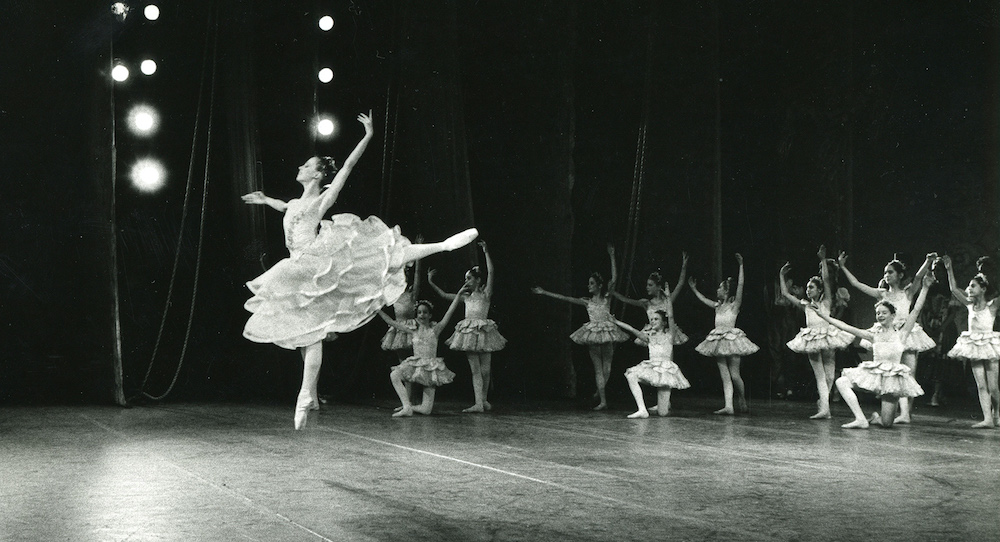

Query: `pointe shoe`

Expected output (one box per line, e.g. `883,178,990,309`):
592,403,607,411
294,394,313,430
443,228,479,251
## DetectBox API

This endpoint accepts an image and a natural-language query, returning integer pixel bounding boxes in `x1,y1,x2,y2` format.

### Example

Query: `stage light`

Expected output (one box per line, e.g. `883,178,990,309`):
111,3,130,21
316,116,337,138
126,104,160,136
144,4,160,20
112,64,130,82
319,16,334,31
318,68,334,83
140,59,157,75
129,158,166,193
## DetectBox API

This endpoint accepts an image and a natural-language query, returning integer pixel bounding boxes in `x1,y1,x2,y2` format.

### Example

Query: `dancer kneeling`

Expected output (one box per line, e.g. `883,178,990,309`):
808,274,933,428
378,288,467,417
613,283,690,418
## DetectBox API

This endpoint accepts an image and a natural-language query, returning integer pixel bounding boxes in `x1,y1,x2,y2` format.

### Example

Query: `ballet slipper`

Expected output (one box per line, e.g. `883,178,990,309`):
592,403,607,411
443,228,479,251
892,414,910,425
809,410,832,420
462,404,485,413
392,406,414,417
841,418,870,429
971,419,995,429
713,407,734,415
627,409,649,419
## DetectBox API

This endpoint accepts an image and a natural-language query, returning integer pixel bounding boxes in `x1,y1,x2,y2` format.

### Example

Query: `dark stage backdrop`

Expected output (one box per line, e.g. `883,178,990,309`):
1,1,997,405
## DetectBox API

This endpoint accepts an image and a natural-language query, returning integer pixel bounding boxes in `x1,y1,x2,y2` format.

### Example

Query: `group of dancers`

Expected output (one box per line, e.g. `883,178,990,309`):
240,111,1000,431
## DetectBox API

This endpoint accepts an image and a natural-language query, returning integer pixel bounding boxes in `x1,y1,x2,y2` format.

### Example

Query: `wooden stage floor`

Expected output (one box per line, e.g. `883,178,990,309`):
2,396,998,541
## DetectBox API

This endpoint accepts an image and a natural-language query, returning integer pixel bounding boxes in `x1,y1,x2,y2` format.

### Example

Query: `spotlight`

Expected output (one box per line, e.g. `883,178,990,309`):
318,16,334,31
126,104,160,136
140,59,157,75
129,158,167,193
316,116,337,138
318,68,334,83
144,4,160,21
111,64,130,82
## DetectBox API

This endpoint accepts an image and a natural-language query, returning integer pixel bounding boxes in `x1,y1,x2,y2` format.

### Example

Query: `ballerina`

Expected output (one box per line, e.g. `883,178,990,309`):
241,111,478,429
809,274,933,428
428,240,507,412
689,253,759,414
779,245,854,419
838,252,936,423
532,244,628,410
612,252,690,344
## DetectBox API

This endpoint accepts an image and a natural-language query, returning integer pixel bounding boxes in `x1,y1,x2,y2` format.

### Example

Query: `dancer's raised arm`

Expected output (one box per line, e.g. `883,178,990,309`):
688,277,716,308
241,191,288,212
818,245,835,304
480,240,495,298
411,234,425,300
531,286,588,306
900,274,934,336
778,262,804,310
733,253,746,311
433,287,468,336
837,251,882,299
941,256,970,305
318,111,374,215
905,253,938,299
426,269,457,301
612,317,648,343
808,302,873,343
671,252,689,302
377,309,414,333
607,244,618,292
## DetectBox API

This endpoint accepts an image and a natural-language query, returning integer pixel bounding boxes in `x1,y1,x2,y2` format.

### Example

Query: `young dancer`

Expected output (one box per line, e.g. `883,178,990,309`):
838,252,936,423
380,236,425,360
428,240,507,413
613,284,690,418
780,246,853,419
613,252,690,344
809,274,933,428
942,255,1000,427
532,244,628,410
241,111,479,429
377,288,466,417
690,253,759,414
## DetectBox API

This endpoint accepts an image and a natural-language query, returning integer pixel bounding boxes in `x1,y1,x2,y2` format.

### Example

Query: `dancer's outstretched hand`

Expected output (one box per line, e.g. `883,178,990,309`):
358,110,374,135
530,286,543,295
817,245,827,259
242,191,266,204
941,255,953,269
735,253,743,265
427,269,438,280
780,262,791,276
922,274,936,288
478,240,488,252
687,277,698,289
837,251,849,268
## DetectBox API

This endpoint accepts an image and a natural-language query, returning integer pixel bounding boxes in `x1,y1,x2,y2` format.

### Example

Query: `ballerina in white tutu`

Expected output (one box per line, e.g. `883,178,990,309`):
241,111,478,429
613,282,690,418
377,288,467,417
612,252,690,344
838,251,936,424
532,244,628,410
779,245,853,419
809,274,933,428
941,255,1000,428
689,253,759,415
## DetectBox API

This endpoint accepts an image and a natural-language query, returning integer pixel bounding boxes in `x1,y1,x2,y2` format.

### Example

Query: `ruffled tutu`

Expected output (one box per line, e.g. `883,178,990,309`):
786,326,854,354
381,319,417,351
392,356,455,387
243,214,410,350
841,361,924,398
860,323,935,353
570,320,629,345
695,327,759,357
447,318,507,352
642,323,690,345
625,360,691,389
947,331,1000,362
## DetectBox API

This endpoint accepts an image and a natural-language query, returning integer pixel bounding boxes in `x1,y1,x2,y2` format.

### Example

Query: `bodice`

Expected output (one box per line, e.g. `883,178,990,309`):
804,299,831,328
647,330,674,362
464,290,491,319
714,302,738,328
411,326,440,358
282,198,322,255
967,300,996,332
587,297,614,322
871,330,905,366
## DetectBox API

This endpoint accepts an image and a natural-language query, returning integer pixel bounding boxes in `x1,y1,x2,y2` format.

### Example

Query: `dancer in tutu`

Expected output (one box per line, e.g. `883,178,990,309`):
809,274,933,428
241,111,479,429
377,288,467,417
428,240,507,413
532,244,628,410
838,251,936,423
941,255,1000,427
613,252,690,344
613,284,690,418
689,253,759,414
779,245,854,419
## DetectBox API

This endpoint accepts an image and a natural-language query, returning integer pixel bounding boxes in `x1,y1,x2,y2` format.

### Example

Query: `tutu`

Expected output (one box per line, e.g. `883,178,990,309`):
695,327,759,357
625,360,691,389
787,326,854,354
860,323,936,353
947,331,1000,362
392,357,455,387
841,361,924,398
381,319,417,351
447,319,507,352
571,320,629,345
244,212,410,350
641,323,689,345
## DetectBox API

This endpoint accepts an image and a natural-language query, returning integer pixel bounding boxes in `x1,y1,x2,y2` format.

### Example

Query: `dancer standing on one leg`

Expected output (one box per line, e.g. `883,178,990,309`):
838,252,936,424
428,240,507,413
941,255,1000,428
810,274,933,428
613,283,691,418
690,253,759,414
241,111,479,429
377,287,466,417
532,244,628,410
780,245,853,419
613,252,690,345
